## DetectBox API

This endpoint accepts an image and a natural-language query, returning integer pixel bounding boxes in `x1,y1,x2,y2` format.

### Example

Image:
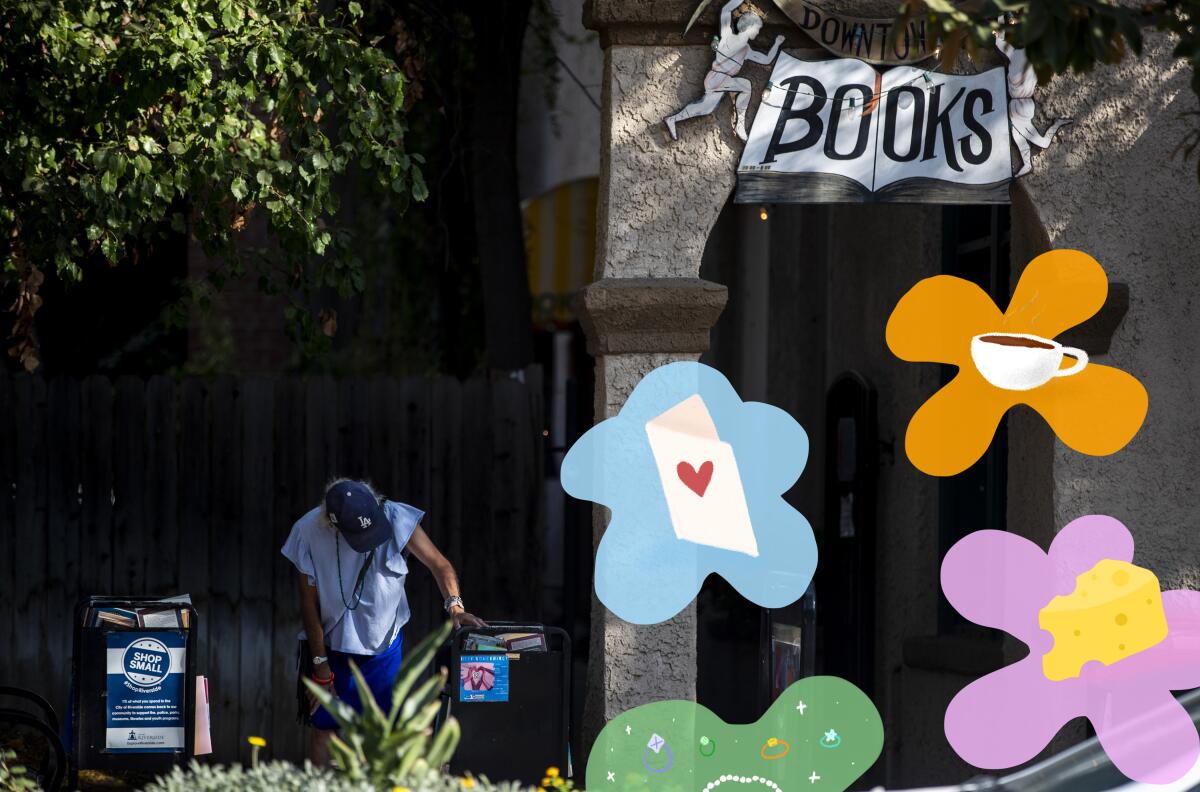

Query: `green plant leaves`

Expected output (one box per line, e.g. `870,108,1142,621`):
0,0,427,369
901,1,1200,181
305,621,459,788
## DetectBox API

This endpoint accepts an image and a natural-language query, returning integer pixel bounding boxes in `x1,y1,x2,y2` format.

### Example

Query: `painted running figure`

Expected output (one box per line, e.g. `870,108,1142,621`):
664,0,784,141
996,22,1071,176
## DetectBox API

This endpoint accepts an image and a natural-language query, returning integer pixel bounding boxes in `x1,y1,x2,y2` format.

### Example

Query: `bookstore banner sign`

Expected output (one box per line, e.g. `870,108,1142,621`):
105,631,186,753
736,53,1012,205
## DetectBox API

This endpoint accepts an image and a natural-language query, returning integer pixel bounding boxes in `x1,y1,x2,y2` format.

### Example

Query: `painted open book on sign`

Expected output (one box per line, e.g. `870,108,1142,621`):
736,53,1012,204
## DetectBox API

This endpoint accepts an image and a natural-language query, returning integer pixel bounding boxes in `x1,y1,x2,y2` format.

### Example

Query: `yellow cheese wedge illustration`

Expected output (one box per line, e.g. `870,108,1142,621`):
1038,558,1169,681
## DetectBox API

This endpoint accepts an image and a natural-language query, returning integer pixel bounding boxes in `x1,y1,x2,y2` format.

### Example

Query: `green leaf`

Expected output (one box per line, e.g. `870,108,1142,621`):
386,622,452,724
313,231,331,255
411,167,428,202
347,659,388,727
58,257,82,282
426,716,460,769
1,0,425,369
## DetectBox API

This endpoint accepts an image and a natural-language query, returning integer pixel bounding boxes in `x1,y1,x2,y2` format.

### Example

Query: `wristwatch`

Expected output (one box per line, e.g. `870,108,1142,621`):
312,655,329,667
444,595,464,614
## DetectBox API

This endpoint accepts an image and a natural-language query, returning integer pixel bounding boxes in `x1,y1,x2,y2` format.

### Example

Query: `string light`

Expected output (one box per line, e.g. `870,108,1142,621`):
759,205,769,221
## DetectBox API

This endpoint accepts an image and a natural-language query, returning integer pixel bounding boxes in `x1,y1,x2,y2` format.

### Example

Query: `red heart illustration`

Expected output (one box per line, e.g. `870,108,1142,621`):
676,460,714,497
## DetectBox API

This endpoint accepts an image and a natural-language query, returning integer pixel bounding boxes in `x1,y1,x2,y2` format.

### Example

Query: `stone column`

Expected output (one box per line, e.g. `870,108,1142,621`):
576,0,762,757
575,279,726,755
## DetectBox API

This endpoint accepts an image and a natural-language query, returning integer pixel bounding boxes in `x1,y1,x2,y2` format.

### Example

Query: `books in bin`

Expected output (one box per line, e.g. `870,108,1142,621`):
463,631,546,653
84,594,192,629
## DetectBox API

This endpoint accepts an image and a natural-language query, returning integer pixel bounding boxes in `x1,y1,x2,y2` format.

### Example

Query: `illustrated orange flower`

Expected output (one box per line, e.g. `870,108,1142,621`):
886,249,1147,477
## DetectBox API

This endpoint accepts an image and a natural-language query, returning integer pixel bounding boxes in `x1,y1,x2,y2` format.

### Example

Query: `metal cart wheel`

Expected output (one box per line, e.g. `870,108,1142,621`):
0,704,66,792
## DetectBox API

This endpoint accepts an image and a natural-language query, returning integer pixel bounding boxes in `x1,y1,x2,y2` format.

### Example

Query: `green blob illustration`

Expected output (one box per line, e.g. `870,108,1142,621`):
586,677,882,791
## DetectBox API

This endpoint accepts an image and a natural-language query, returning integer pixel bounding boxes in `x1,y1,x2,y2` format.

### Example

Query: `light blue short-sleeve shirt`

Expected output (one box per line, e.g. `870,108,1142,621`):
281,500,424,655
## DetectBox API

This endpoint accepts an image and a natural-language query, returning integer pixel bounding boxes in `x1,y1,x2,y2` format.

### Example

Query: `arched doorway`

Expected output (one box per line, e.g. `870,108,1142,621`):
696,197,1019,787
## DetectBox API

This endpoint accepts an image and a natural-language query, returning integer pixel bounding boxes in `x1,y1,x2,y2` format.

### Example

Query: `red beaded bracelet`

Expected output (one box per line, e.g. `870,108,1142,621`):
311,671,335,686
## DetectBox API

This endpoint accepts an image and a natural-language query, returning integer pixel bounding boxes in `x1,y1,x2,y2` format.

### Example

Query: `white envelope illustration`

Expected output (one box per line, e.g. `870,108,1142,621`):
644,394,758,556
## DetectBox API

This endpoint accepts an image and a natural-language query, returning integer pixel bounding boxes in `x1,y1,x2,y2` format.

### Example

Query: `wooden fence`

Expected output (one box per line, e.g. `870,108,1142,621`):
0,368,544,764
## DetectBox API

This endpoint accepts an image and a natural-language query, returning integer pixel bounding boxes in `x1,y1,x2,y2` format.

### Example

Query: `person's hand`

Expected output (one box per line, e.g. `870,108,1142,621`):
308,667,333,715
451,609,487,629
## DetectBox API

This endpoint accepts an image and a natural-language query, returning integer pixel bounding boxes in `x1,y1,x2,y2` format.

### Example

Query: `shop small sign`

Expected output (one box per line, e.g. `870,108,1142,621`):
735,53,1012,204
105,632,186,753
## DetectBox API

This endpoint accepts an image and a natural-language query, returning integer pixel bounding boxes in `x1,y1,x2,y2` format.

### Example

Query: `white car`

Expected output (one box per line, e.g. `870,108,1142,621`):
886,689,1200,792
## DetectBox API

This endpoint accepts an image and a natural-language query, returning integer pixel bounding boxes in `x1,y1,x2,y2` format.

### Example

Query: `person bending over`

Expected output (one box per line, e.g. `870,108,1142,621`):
282,478,485,764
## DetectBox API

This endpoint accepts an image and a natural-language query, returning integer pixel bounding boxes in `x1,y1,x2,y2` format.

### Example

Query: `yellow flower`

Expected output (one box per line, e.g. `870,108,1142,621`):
392,787,411,792
886,250,1147,477
541,778,551,788
247,736,267,747
546,767,560,778
461,779,476,789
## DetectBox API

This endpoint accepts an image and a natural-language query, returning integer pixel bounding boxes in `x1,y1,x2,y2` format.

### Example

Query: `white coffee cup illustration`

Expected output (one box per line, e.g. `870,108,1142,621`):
970,332,1088,391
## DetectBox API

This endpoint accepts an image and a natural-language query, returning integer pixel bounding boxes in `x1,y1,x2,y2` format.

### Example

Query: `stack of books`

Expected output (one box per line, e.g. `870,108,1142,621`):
463,631,546,653
83,595,192,629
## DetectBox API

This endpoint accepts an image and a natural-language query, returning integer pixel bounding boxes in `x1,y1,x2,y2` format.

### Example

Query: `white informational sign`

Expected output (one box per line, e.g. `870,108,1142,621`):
736,52,1012,204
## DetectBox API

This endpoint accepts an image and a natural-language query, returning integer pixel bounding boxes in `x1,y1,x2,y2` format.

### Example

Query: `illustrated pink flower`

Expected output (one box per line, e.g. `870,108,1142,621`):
942,515,1200,783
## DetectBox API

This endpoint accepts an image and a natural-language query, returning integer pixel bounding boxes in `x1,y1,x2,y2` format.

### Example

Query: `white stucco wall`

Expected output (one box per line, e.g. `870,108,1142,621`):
1015,31,1200,589
597,45,740,279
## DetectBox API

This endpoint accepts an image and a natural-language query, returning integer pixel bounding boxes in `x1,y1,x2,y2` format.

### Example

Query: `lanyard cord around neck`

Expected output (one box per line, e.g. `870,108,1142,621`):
335,533,375,611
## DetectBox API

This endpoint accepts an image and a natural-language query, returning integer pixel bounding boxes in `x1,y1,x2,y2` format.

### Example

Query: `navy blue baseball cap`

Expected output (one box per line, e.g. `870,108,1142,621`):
325,481,390,552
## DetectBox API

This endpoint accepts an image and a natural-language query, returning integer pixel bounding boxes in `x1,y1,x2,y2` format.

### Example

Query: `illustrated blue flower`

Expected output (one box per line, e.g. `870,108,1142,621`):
561,361,815,624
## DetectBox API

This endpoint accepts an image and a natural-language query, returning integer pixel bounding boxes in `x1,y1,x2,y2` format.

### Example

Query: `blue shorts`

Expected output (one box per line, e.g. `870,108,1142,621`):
311,630,404,731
